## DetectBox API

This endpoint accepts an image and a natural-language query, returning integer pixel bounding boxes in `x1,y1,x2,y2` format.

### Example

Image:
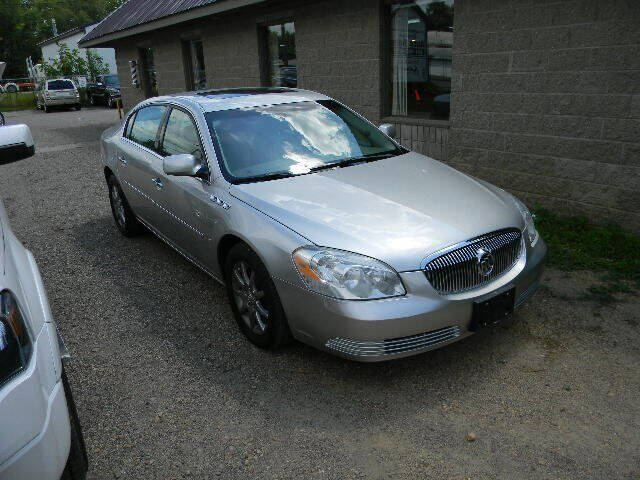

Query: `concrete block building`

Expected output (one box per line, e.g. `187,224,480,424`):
79,0,640,231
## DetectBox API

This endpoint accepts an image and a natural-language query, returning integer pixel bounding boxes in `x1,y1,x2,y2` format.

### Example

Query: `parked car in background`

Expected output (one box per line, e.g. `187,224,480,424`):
87,74,121,108
99,88,546,362
36,79,81,113
0,125,88,480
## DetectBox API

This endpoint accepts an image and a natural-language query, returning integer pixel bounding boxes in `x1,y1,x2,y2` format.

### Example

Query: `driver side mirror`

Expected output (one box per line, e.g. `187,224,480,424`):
378,123,396,138
0,124,35,165
163,154,208,180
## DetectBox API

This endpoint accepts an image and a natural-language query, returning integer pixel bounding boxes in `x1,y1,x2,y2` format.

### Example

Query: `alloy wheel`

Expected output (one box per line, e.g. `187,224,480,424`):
231,261,269,335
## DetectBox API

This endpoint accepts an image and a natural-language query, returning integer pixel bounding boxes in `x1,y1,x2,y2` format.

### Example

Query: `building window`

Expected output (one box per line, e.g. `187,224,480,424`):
262,22,297,87
183,39,207,91
139,47,158,98
388,1,453,119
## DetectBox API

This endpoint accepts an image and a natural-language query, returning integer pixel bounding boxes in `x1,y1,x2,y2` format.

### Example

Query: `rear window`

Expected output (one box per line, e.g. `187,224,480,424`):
47,80,75,90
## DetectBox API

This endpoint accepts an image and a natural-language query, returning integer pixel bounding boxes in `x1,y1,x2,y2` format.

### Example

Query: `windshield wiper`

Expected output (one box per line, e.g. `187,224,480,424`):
236,150,404,183
235,172,294,184
310,151,400,172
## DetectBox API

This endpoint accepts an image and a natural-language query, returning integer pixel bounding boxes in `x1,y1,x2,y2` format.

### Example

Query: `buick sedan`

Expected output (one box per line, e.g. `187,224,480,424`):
99,88,546,361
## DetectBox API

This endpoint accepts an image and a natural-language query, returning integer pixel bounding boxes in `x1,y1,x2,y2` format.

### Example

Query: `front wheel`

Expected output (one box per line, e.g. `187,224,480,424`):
107,175,143,237
224,243,291,349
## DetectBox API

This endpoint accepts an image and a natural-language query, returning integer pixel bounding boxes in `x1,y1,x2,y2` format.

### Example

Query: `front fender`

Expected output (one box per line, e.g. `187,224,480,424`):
219,198,311,288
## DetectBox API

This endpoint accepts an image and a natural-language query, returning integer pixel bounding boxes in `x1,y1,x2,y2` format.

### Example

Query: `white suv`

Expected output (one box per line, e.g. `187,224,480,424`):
36,79,81,113
0,128,88,479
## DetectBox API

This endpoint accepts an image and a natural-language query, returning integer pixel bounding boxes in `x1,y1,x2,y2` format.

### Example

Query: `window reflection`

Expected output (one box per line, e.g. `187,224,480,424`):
184,39,206,90
390,0,453,119
128,105,166,151
139,47,158,98
160,109,204,163
265,22,297,87
206,101,400,182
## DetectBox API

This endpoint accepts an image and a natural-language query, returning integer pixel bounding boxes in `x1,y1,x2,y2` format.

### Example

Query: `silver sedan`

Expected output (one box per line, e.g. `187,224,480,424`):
99,88,546,361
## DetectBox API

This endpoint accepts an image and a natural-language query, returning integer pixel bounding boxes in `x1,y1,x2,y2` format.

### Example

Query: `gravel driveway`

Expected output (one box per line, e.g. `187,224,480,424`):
1,108,638,480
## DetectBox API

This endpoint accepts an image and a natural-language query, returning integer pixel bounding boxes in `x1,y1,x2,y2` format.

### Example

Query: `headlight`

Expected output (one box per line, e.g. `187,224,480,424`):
0,290,32,387
514,198,539,246
293,246,406,300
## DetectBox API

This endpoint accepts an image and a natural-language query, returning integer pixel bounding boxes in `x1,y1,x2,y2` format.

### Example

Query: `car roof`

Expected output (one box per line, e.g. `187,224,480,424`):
145,88,331,113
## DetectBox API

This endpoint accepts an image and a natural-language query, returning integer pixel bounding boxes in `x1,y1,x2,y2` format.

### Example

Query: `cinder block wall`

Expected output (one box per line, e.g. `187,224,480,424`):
111,0,449,162
450,0,640,231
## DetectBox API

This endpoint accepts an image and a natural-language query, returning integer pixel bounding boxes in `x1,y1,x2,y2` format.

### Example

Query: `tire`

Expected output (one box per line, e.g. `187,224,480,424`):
44,103,50,113
75,104,82,111
0,111,4,126
224,243,291,349
107,175,144,237
89,95,95,106
60,369,88,480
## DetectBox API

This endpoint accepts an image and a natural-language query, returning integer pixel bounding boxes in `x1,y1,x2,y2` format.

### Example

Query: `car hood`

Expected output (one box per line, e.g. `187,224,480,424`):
230,152,524,272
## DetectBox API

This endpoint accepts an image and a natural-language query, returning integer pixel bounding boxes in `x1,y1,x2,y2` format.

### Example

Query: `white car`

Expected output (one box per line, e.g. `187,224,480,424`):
0,126,88,479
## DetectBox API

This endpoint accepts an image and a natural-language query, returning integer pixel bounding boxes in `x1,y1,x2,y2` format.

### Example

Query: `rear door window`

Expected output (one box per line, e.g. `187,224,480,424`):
159,108,205,164
128,105,167,152
47,80,75,90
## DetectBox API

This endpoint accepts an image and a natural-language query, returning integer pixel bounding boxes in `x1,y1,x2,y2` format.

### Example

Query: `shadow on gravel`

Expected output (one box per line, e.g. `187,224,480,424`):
68,216,530,425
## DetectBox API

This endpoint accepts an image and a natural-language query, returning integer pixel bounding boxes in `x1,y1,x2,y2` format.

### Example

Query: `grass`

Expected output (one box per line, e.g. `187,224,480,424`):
0,92,36,111
534,207,640,302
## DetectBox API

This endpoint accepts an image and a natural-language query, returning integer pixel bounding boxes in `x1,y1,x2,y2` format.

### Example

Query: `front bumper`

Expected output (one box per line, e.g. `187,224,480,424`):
276,237,547,362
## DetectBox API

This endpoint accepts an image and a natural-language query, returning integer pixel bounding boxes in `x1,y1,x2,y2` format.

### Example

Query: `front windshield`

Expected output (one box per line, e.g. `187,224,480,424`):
104,75,119,87
205,100,402,182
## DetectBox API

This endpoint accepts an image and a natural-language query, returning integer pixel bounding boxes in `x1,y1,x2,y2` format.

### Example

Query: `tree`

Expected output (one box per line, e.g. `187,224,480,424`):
0,0,124,78
42,43,87,77
87,50,110,79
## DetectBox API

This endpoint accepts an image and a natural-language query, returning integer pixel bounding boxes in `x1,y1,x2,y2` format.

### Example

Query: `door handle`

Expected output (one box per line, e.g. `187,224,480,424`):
118,155,127,165
152,178,164,190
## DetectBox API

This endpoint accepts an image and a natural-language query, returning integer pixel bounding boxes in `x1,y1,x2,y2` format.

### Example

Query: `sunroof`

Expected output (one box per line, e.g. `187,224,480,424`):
196,87,294,99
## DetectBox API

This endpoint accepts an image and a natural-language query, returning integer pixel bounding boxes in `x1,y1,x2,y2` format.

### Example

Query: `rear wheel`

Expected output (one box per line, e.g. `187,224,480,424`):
60,369,88,480
107,175,143,237
224,243,291,349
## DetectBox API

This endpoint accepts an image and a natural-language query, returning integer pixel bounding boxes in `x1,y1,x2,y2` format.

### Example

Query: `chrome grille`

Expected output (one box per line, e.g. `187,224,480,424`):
424,229,523,294
326,326,461,357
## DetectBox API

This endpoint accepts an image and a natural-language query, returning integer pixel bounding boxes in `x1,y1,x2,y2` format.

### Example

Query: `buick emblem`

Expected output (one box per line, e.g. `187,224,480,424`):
476,248,494,276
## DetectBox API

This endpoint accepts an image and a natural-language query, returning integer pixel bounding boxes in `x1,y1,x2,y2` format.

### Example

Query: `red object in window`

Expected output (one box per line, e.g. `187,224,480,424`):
414,89,421,101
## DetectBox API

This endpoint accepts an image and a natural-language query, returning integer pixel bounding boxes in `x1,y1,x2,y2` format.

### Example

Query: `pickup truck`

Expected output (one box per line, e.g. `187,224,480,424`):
86,74,121,108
